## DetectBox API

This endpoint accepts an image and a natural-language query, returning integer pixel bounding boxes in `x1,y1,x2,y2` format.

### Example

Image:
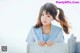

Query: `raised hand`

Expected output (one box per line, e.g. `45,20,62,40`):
38,41,46,46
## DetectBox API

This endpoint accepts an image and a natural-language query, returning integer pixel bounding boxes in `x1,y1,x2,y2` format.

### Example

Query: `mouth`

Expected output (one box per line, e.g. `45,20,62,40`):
43,21,47,23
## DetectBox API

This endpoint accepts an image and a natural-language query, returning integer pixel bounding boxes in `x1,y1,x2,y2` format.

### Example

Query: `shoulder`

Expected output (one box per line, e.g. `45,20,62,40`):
30,26,41,32
51,24,62,31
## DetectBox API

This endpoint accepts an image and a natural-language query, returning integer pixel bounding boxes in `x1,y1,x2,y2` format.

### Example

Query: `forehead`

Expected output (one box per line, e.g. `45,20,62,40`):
42,10,50,15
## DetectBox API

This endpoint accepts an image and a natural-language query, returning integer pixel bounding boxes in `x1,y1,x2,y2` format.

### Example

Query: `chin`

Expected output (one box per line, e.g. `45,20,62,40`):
42,23,50,26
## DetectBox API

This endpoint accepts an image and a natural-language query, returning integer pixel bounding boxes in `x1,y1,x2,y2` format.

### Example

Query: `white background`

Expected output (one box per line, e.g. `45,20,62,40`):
0,0,80,53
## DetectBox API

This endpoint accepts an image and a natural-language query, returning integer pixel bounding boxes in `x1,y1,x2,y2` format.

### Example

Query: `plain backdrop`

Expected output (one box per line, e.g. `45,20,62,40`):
0,0,80,53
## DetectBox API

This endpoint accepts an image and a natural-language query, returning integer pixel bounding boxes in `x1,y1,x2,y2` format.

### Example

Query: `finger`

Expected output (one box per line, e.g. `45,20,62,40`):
39,43,45,46
47,42,53,46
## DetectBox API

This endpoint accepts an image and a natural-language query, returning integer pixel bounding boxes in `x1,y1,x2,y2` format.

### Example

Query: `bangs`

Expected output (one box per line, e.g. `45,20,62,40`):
40,3,57,19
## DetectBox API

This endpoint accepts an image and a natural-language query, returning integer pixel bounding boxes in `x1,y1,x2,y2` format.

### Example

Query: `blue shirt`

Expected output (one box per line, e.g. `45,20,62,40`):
26,24,64,43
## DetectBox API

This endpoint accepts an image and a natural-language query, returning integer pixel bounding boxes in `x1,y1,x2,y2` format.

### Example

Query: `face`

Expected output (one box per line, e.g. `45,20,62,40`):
41,10,53,26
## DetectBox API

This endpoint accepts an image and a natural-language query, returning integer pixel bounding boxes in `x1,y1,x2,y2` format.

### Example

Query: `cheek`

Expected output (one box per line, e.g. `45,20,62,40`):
41,17,43,22
41,17,46,22
46,18,52,23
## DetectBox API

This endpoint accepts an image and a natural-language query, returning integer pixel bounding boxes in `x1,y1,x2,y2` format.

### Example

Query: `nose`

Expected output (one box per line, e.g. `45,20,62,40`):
44,16,46,20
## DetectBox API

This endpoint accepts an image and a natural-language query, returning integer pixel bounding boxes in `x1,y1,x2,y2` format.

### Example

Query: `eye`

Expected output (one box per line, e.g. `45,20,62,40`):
47,16,50,17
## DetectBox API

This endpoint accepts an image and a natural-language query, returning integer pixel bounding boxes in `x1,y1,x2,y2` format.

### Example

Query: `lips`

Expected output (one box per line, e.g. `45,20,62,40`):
43,21,47,23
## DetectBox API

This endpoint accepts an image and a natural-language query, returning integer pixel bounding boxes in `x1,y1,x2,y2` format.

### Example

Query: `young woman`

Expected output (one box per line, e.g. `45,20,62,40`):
26,3,70,46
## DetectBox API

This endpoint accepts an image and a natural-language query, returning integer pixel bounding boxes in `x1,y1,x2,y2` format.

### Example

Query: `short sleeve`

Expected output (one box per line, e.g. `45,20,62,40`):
26,27,35,43
54,29,64,43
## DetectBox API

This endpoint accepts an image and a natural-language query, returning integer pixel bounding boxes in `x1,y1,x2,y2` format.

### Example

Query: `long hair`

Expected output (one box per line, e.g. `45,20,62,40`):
34,3,70,34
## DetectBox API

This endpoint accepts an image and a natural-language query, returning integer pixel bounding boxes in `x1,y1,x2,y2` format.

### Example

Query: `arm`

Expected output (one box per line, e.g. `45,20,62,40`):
26,27,35,43
46,29,64,46
53,29,64,43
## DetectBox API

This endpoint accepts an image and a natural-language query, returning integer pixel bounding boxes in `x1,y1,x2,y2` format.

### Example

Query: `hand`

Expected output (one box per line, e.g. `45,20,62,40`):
38,41,46,46
46,40,53,46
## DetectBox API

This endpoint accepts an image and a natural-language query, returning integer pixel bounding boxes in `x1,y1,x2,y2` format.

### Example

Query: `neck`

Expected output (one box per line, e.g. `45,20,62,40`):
42,24,51,29
42,24,51,34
